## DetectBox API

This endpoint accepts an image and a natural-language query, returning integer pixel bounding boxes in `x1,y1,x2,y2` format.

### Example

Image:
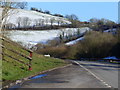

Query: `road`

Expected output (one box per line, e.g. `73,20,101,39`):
76,61,119,88
10,61,119,89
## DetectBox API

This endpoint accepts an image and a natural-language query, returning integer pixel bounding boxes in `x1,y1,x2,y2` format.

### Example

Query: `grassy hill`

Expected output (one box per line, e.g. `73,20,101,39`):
1,37,67,85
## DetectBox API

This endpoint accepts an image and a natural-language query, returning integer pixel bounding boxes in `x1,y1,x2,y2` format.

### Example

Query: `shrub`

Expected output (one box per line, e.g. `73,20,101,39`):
76,31,118,58
64,45,78,59
36,45,67,58
36,31,119,59
47,39,60,46
110,28,120,58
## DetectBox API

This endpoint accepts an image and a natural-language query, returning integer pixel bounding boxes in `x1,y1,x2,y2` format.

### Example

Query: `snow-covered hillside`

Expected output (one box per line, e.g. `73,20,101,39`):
3,27,90,48
0,8,71,27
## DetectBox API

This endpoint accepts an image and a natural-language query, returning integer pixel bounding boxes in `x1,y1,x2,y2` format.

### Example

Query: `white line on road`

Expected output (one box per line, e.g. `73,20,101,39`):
103,82,106,84
106,85,112,88
105,84,109,86
74,61,112,88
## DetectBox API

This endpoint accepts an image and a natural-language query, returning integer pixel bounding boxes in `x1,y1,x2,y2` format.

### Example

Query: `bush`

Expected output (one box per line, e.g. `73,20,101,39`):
76,31,118,58
89,18,116,32
64,45,78,59
36,30,120,59
36,45,67,58
47,39,60,46
111,28,120,58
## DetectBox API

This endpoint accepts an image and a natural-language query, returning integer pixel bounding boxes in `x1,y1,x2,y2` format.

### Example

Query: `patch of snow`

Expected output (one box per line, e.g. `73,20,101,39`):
65,37,84,45
104,28,117,34
65,27,91,45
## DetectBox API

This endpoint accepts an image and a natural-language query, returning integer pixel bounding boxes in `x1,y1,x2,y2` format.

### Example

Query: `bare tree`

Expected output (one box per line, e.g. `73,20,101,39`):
41,19,45,27
65,14,79,27
16,17,31,28
60,20,64,26
18,2,27,9
22,17,31,28
4,23,16,29
34,18,45,27
50,18,55,27
89,18,116,32
89,18,99,24
45,19,49,26
44,10,50,14
65,14,78,21
38,19,42,26
34,19,39,26
57,20,60,26
57,18,61,26
0,0,27,31
16,17,22,28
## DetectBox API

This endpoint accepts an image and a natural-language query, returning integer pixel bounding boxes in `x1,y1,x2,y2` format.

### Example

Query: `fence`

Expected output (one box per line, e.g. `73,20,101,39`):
1,37,33,71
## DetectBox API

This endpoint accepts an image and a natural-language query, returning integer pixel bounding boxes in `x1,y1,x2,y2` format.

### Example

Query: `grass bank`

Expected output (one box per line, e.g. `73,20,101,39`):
2,37,68,84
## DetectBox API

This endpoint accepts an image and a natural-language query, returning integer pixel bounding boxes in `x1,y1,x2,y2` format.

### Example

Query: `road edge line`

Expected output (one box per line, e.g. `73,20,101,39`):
74,61,113,88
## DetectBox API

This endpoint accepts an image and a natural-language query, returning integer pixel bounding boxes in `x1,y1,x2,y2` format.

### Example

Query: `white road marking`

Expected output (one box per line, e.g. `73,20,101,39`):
74,61,113,88
103,82,106,84
107,85,112,88
105,84,109,86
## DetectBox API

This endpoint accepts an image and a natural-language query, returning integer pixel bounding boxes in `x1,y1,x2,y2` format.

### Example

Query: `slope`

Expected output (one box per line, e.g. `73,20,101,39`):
0,8,71,27
1,37,67,85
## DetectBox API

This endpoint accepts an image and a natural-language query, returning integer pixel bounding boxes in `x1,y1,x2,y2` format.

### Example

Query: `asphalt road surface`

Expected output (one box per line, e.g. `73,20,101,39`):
10,61,119,89
77,61,119,89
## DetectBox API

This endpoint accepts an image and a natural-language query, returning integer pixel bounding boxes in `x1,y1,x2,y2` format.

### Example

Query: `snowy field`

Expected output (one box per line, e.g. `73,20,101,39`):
3,27,90,48
0,8,71,27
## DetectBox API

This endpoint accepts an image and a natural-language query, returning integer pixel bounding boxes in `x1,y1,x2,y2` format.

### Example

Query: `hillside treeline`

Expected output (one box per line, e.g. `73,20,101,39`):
36,29,120,59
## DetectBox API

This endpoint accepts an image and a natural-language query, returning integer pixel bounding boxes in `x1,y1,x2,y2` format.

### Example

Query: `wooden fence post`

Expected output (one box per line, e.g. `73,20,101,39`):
28,51,32,71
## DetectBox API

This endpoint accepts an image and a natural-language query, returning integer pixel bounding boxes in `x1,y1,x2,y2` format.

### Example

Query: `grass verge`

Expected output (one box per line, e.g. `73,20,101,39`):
2,37,68,85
